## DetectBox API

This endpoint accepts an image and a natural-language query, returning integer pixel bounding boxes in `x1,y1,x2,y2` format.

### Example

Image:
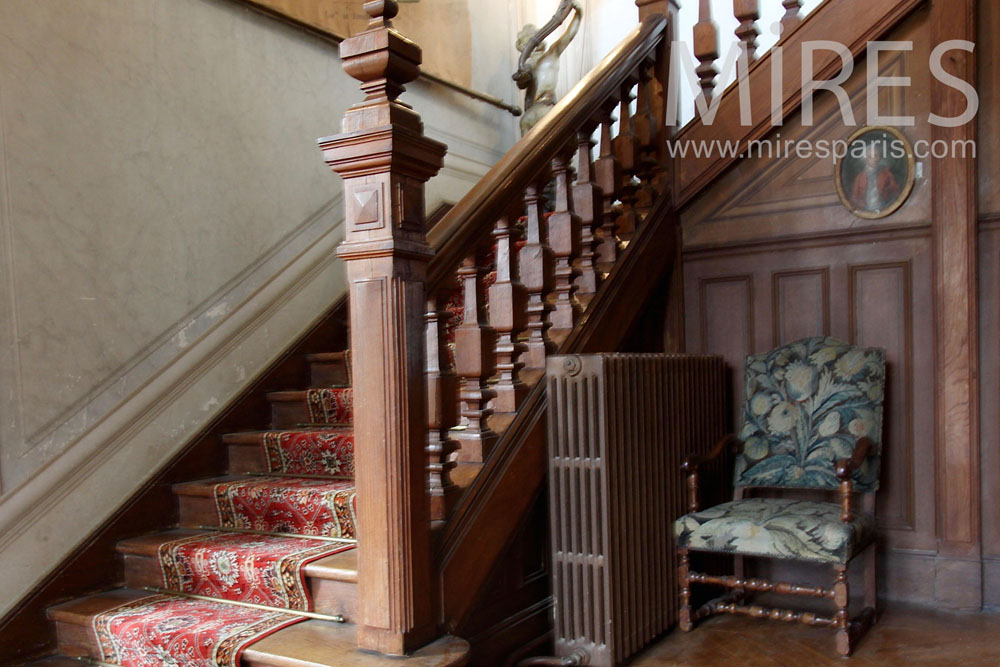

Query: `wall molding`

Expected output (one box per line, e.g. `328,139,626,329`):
7,194,343,477
0,68,15,497
0,214,347,616
683,222,933,258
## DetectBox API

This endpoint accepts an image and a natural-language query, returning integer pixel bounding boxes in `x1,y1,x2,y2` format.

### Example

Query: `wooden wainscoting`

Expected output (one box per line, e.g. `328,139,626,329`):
682,227,937,597
979,218,1000,609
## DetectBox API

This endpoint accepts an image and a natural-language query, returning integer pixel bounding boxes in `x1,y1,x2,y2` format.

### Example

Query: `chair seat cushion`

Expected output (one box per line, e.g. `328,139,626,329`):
674,498,875,564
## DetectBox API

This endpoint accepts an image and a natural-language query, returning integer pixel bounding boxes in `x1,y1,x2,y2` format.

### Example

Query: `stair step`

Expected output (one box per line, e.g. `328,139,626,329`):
174,475,356,538
47,589,148,658
304,351,350,388
49,590,465,667
223,427,354,476
117,529,358,582
116,529,358,618
267,388,353,429
242,621,469,667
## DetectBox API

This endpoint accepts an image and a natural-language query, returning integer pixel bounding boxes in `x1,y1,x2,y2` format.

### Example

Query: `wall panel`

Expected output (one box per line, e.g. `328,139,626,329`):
771,269,830,347
849,262,915,534
979,223,1000,607
683,230,937,593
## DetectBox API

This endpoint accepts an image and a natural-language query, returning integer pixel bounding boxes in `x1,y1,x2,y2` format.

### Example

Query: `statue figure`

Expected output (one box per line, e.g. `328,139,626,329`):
514,1,583,135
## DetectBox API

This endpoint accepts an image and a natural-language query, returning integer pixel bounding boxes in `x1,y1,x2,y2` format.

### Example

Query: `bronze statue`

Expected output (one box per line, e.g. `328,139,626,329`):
514,1,583,135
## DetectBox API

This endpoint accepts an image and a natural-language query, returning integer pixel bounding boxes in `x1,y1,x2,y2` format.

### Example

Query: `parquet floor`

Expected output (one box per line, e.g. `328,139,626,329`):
631,605,1000,666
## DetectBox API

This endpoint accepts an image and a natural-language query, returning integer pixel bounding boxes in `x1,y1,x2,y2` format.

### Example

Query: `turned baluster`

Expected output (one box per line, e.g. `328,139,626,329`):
633,56,659,158
614,80,641,244
594,104,622,273
572,127,602,306
781,0,803,34
548,150,582,334
488,214,527,413
453,252,497,462
634,60,663,215
693,0,719,106
519,183,555,370
426,288,459,520
734,0,760,64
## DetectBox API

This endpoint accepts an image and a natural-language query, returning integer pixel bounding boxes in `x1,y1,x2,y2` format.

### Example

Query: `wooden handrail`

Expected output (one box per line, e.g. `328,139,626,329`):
426,13,669,288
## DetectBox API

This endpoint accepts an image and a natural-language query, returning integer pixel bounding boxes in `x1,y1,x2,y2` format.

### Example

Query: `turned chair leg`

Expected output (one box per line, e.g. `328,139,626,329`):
679,548,693,631
734,555,746,602
834,565,851,656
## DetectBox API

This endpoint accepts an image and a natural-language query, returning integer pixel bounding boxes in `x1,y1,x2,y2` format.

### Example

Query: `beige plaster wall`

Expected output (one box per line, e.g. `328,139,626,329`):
0,0,519,614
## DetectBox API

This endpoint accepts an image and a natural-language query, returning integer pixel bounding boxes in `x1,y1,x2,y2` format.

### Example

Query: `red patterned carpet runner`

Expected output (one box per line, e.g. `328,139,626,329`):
92,594,300,667
261,429,354,476
158,532,353,610
305,387,353,424
214,476,356,538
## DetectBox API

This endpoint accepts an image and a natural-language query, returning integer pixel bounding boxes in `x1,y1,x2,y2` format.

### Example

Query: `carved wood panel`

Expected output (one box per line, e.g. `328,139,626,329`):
683,230,936,556
680,12,933,249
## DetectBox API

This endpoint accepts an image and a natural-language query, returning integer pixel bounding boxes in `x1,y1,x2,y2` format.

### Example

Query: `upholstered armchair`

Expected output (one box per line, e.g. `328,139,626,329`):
674,336,885,656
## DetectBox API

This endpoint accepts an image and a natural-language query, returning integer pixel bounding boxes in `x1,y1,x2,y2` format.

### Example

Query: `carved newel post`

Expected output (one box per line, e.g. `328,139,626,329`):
319,0,446,655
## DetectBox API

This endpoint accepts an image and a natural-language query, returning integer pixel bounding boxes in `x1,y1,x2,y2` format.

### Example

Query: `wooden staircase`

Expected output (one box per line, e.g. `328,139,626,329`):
1,0,938,663
41,344,469,666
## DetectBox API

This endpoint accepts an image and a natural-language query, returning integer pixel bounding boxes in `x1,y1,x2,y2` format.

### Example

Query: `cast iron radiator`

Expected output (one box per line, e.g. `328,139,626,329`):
545,353,726,665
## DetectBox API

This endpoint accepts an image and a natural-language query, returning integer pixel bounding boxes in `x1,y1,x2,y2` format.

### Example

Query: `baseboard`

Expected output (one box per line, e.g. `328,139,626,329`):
0,218,346,618
881,550,984,610
981,556,1000,609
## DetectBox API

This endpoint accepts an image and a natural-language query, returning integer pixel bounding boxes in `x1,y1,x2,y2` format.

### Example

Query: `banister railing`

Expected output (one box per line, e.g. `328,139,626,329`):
426,14,669,287
420,11,674,520
320,0,677,656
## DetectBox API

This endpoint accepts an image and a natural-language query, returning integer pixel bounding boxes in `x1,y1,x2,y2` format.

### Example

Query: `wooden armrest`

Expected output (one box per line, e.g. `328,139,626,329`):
835,437,874,480
681,434,742,473
681,434,741,513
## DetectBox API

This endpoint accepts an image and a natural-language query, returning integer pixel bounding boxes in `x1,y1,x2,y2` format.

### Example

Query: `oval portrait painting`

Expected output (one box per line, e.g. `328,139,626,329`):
835,126,915,220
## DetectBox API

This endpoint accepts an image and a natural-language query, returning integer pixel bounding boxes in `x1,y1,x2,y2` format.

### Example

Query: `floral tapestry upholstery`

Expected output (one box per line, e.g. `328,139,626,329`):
674,498,876,563
735,337,885,492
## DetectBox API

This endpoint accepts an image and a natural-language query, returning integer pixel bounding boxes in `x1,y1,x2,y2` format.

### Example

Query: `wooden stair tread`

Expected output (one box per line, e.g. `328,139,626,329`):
172,474,249,497
242,621,468,667
174,474,353,496
47,589,147,626
117,529,357,583
49,592,463,666
117,528,205,556
222,427,353,445
267,388,348,402
302,548,357,582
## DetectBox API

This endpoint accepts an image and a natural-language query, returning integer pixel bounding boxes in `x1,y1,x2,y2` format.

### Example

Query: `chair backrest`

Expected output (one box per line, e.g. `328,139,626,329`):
734,336,886,492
